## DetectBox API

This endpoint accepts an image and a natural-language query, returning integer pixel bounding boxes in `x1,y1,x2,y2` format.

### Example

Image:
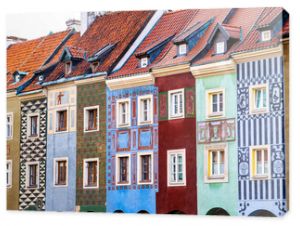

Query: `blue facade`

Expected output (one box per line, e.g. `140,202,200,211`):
237,56,287,216
45,132,77,211
106,85,159,213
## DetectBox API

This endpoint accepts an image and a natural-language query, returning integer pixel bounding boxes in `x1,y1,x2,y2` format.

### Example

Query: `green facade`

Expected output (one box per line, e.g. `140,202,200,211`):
196,73,238,215
76,81,106,212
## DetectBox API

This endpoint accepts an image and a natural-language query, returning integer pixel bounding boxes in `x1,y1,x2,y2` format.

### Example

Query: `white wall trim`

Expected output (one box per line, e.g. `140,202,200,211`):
83,158,99,189
205,88,226,119
191,60,236,78
249,145,271,180
168,88,185,120
249,83,269,115
25,161,40,189
116,98,131,128
6,160,12,189
83,105,100,133
137,151,154,185
115,153,131,186
27,112,40,139
137,94,153,126
7,112,13,140
53,157,69,188
167,149,186,187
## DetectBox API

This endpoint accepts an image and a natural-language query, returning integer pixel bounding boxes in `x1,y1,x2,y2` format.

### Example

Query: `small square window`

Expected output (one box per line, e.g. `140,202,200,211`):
38,75,44,82
26,162,39,189
167,149,186,186
56,110,67,132
138,152,153,184
65,61,72,75
54,158,68,186
7,160,12,188
84,106,99,132
83,158,99,188
116,99,131,128
15,74,21,83
116,154,130,185
91,62,99,73
250,146,270,179
249,84,268,114
140,57,148,68
168,89,184,119
7,113,13,140
261,30,271,42
28,114,39,137
138,95,153,125
216,41,225,54
206,89,225,118
178,43,187,55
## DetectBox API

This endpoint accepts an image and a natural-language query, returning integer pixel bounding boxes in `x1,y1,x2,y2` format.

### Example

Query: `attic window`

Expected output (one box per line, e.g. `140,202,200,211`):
38,75,44,82
91,62,99,73
216,41,225,54
261,30,271,42
178,43,187,56
140,57,148,68
15,74,21,83
65,61,72,75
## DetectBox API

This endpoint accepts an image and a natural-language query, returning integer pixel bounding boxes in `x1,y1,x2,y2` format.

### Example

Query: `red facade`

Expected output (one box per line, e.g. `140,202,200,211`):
156,72,197,214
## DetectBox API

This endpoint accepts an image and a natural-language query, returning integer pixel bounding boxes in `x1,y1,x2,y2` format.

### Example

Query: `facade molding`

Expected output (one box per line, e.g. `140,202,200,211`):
152,63,190,77
191,60,236,78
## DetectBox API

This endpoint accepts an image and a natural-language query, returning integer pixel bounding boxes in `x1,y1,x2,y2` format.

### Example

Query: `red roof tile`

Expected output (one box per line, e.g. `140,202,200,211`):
44,11,154,83
7,30,78,92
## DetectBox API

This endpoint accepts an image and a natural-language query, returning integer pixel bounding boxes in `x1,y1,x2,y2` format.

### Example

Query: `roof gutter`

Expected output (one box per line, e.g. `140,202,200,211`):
42,71,107,87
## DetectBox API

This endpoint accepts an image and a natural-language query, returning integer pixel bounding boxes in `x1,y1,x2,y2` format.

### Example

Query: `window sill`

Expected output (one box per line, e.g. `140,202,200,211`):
138,121,153,126
251,175,270,180
168,114,184,120
116,181,130,186
84,128,99,133
27,185,39,190
117,123,130,128
138,180,153,185
54,183,68,187
167,182,186,187
83,185,99,189
249,109,268,115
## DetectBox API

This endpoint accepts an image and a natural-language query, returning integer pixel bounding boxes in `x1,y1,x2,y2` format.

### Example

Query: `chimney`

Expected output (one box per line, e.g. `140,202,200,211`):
80,11,106,36
6,36,27,47
66,19,81,32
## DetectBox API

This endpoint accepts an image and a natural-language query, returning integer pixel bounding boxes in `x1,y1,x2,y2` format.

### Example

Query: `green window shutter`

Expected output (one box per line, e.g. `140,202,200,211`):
159,92,168,121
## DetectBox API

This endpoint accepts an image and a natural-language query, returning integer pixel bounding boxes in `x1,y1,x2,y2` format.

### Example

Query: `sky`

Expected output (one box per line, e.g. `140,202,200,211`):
6,12,81,40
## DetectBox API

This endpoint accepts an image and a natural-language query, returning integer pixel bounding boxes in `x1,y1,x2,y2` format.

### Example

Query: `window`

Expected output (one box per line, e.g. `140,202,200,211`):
140,57,148,68
167,149,186,186
204,144,228,183
178,43,187,55
65,61,72,75
216,41,225,54
116,154,130,185
54,158,68,186
28,113,39,137
206,89,225,118
250,146,270,179
6,160,12,188
7,113,13,140
38,75,44,82
91,62,99,73
249,84,268,114
261,30,271,42
116,98,131,128
83,158,99,188
168,89,184,119
26,162,39,189
84,106,99,132
56,110,67,132
138,95,153,125
15,74,21,82
137,152,153,184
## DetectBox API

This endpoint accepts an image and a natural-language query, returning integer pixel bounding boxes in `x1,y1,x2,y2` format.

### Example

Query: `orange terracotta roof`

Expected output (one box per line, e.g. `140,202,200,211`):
7,29,78,92
44,11,154,83
234,7,286,55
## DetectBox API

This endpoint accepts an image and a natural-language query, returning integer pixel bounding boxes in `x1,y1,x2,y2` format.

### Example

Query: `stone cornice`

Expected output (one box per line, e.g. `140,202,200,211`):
106,73,154,91
191,60,236,78
151,63,190,77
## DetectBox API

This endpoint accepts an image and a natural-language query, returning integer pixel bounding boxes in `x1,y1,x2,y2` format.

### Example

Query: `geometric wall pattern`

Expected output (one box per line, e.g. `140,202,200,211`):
19,98,47,210
237,56,287,216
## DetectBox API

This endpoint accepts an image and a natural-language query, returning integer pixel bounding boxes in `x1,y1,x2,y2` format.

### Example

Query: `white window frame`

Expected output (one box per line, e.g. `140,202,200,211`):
167,149,186,187
140,57,149,68
38,75,44,82
206,88,225,119
116,98,131,128
83,105,99,133
27,112,40,138
249,84,269,114
7,160,12,188
83,158,99,189
178,43,187,55
55,108,68,133
216,41,225,54
261,30,272,42
115,153,131,186
137,94,153,125
26,161,39,189
65,61,72,75
168,88,185,120
137,152,154,185
250,145,271,180
7,112,13,140
204,143,228,183
53,157,68,187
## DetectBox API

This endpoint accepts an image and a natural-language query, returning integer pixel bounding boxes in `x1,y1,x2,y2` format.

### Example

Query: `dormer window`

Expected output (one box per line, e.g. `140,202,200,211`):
261,30,271,42
15,74,21,82
13,71,27,83
178,43,187,56
140,57,148,68
38,75,44,82
216,41,225,54
65,61,72,75
91,61,99,73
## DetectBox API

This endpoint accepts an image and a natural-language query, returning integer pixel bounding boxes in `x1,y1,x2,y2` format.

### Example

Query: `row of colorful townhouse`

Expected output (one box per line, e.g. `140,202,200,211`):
6,8,289,216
